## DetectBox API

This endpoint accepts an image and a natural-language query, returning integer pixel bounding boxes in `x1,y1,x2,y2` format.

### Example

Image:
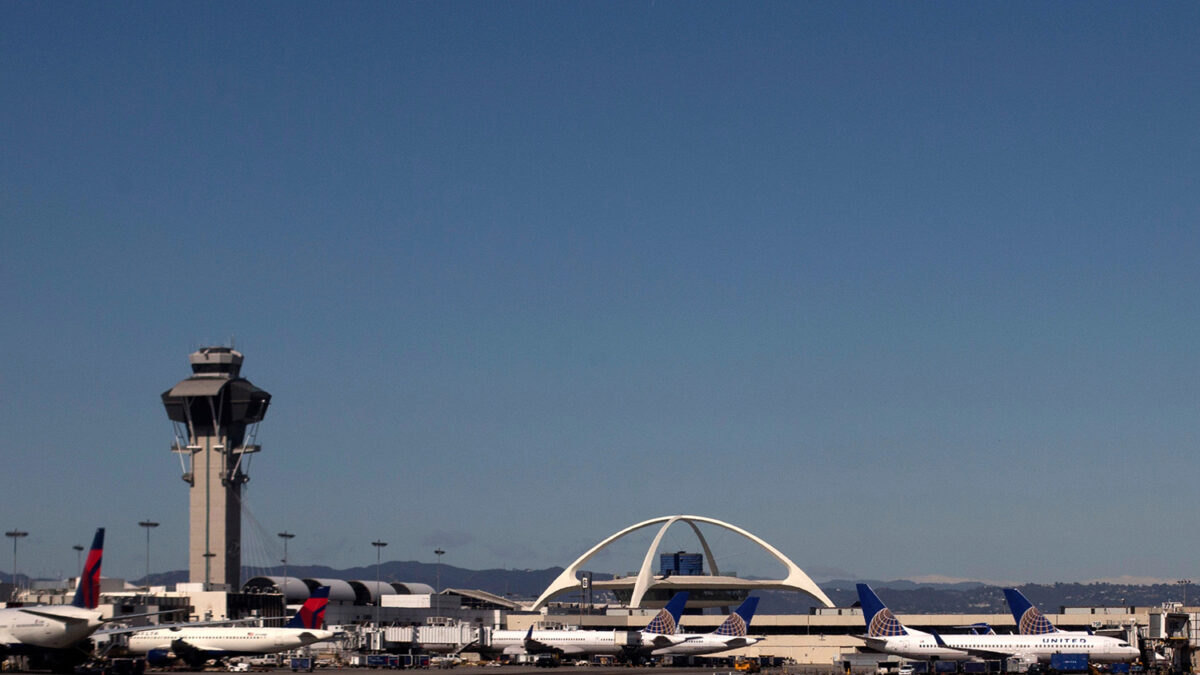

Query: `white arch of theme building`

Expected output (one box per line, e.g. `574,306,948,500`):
529,515,833,610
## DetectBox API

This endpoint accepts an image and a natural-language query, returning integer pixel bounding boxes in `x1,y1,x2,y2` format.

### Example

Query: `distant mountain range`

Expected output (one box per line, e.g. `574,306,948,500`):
134,561,572,600
7,564,1188,614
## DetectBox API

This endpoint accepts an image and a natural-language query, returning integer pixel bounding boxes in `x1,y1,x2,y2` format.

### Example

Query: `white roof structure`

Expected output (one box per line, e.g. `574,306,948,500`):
529,514,834,610
243,576,433,604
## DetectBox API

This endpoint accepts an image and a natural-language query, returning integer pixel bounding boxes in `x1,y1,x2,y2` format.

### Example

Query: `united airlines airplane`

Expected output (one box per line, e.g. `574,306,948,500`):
854,584,971,660
855,584,1140,665
125,587,334,668
652,596,762,656
488,592,689,659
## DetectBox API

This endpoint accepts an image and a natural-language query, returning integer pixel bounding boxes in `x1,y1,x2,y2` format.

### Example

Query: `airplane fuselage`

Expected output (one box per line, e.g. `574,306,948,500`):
653,634,761,656
126,626,334,657
861,629,971,660
0,606,104,650
488,629,676,656
940,633,1139,664
862,629,1139,664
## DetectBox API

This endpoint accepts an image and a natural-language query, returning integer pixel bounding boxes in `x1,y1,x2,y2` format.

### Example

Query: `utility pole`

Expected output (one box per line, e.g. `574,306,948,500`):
278,532,295,599
138,520,159,586
372,540,388,630
435,549,445,617
5,530,28,598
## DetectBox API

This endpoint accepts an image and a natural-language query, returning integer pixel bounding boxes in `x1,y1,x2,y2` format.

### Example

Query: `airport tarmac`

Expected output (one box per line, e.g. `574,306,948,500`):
127,668,839,675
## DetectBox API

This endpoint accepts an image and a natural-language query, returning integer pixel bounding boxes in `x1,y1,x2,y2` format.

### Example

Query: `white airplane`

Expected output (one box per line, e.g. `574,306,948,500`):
124,587,334,669
0,528,155,672
854,584,970,661
489,591,689,659
652,596,762,656
855,584,1140,665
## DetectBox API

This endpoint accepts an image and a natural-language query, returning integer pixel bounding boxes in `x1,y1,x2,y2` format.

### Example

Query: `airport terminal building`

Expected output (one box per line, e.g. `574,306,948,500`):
6,513,1194,668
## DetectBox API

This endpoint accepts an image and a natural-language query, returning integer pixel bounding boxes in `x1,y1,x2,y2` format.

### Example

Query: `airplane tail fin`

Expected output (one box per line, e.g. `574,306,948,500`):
643,591,689,635
71,528,104,609
286,586,330,629
1003,588,1057,635
856,584,907,637
714,596,759,637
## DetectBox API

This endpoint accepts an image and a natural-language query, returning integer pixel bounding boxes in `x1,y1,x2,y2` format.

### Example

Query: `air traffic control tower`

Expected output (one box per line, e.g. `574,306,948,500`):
162,347,271,588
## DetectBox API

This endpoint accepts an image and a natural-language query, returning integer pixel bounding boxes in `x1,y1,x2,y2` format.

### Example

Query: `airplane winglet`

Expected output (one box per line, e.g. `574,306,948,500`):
954,622,996,635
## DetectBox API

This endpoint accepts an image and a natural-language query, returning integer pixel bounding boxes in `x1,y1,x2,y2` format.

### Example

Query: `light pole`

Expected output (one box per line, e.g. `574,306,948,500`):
5,530,28,597
138,520,159,587
278,532,295,600
72,545,84,572
434,548,445,617
1180,579,1192,608
372,540,387,629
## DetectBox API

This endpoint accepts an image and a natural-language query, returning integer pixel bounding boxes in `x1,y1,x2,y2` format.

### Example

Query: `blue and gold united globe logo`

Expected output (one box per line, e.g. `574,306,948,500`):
645,609,678,635
1019,607,1055,635
868,609,906,637
715,615,748,637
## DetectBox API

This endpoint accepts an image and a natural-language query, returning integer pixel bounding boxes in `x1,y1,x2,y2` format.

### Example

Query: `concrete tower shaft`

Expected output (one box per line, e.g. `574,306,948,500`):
162,347,271,588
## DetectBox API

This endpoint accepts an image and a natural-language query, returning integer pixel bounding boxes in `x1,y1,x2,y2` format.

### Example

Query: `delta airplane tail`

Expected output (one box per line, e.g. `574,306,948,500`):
70,528,104,609
643,592,689,635
857,584,907,637
1003,588,1057,635
714,597,759,637
285,586,330,629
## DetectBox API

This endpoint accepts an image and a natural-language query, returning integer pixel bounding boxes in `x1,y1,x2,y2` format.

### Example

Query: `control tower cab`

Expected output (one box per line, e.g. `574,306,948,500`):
163,347,271,588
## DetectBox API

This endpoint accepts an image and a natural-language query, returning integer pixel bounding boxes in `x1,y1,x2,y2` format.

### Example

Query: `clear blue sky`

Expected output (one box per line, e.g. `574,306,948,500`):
2,2,1198,589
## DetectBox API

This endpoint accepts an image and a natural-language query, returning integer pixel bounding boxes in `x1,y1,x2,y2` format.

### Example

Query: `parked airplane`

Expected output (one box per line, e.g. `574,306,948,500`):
488,591,690,660
652,596,762,656
855,584,1140,664
125,587,334,669
854,584,970,661
0,528,120,671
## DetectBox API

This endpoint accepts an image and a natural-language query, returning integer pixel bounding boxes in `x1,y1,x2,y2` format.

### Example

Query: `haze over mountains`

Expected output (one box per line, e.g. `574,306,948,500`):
12,561,1175,615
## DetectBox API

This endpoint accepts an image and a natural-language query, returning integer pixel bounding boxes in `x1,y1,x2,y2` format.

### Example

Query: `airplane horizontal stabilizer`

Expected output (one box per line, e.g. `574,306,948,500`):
18,608,90,624
648,635,676,647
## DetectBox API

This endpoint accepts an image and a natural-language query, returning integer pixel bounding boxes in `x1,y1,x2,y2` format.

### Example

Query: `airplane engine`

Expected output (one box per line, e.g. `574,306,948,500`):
146,649,174,667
